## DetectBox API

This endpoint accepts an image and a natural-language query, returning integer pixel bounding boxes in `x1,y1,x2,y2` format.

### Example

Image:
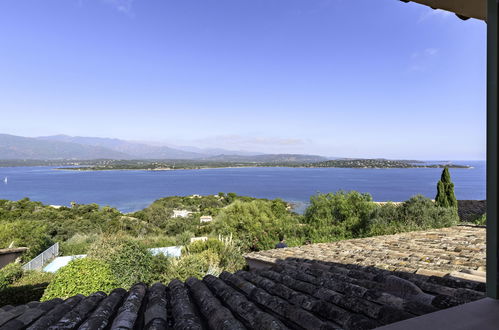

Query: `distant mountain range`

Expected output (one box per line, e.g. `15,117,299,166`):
0,134,328,162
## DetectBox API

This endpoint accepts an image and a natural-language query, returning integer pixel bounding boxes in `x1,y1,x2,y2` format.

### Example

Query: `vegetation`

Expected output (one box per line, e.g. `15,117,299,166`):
41,258,117,300
87,235,154,289
306,159,469,169
368,195,459,236
474,213,487,226
0,183,465,302
0,263,24,290
0,270,53,306
435,167,458,208
213,199,301,251
57,158,471,171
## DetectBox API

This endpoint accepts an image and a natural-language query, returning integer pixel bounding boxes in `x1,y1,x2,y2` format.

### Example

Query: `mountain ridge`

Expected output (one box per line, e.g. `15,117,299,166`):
0,134,328,162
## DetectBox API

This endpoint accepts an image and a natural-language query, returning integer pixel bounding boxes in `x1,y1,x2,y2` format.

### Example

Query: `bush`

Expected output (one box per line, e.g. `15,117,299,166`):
0,221,53,261
0,270,55,306
0,263,24,290
145,254,173,284
60,233,99,255
41,258,117,300
213,200,299,251
368,195,459,236
475,213,487,226
168,250,221,282
175,231,194,246
87,235,153,289
304,191,376,242
185,236,246,273
185,238,225,254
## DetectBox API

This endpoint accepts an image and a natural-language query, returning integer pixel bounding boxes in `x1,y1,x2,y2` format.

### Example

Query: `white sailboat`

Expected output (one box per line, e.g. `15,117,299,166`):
3,177,7,184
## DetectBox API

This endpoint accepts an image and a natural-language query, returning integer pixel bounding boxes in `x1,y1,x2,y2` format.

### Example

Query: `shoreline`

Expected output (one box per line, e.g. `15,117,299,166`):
55,165,474,172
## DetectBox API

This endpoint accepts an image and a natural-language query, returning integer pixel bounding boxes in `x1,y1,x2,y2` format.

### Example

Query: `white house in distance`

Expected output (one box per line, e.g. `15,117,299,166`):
172,209,193,218
200,215,213,223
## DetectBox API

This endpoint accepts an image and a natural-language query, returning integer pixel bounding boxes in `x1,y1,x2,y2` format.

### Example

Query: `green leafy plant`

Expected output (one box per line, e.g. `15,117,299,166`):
213,199,299,251
0,271,54,306
0,262,24,290
304,191,376,242
87,235,153,289
41,258,117,300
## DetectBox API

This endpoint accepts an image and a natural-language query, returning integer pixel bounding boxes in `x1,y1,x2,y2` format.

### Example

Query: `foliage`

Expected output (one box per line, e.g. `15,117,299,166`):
175,231,194,246
0,266,54,306
60,233,100,256
303,192,459,240
435,168,458,208
0,262,24,290
474,213,487,226
0,220,53,261
185,235,246,273
368,195,459,235
13,270,55,287
0,270,56,305
213,199,300,251
87,235,153,289
132,193,260,237
41,258,117,300
304,191,376,242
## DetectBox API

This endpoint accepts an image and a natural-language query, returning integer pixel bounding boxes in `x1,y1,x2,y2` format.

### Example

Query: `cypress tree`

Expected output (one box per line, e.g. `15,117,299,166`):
435,167,457,208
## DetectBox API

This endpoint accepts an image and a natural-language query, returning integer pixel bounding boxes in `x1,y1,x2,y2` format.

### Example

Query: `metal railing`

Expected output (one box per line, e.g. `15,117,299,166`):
22,242,59,271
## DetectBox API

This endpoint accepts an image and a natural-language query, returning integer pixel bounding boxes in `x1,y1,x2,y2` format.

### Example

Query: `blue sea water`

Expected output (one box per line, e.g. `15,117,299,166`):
0,161,485,213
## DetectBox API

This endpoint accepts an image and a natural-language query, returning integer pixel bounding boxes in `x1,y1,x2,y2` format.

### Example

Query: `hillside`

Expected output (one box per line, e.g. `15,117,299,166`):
203,153,328,163
0,134,130,160
38,135,204,160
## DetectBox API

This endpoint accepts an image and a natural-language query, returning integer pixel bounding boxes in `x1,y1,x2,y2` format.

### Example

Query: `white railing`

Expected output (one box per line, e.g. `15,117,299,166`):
22,242,59,271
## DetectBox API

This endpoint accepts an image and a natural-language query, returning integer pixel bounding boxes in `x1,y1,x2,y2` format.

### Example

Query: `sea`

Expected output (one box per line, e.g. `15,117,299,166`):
0,161,485,214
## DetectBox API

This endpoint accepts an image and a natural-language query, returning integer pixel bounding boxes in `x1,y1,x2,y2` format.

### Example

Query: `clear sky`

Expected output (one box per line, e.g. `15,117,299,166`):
0,0,486,159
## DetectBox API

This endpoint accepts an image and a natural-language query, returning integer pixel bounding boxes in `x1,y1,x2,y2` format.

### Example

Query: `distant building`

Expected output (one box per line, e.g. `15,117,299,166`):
172,209,193,218
190,237,208,243
200,215,213,223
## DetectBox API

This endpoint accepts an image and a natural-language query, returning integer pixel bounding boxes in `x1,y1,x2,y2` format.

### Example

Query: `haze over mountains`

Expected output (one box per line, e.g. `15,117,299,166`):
0,134,328,162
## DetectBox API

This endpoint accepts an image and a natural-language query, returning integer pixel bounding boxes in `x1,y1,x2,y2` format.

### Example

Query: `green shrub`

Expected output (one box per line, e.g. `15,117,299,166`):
185,236,246,273
13,270,54,287
474,213,487,226
0,263,24,290
145,254,173,284
304,191,376,242
41,258,117,300
60,233,99,255
175,231,194,246
185,238,225,254
213,200,299,251
87,235,153,289
139,235,177,248
0,221,53,261
170,250,221,282
368,195,459,236
0,270,55,306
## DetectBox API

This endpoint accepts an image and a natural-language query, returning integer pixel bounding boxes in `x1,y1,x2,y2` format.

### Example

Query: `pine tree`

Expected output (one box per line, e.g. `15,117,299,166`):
435,167,457,208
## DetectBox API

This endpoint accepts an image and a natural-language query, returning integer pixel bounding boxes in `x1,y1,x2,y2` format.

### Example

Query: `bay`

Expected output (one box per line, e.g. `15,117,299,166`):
0,161,485,213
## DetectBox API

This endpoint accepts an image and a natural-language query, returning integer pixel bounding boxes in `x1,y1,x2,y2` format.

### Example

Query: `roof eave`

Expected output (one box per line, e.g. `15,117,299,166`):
401,0,486,21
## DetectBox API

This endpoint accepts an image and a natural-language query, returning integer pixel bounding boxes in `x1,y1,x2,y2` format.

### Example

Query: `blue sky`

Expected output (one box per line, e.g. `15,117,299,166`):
0,0,486,159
